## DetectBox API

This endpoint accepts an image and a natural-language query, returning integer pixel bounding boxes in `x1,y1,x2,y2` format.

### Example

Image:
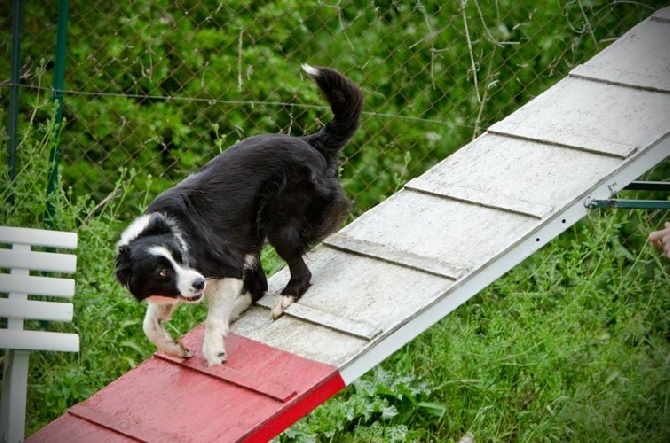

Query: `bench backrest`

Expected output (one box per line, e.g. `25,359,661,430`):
0,226,79,352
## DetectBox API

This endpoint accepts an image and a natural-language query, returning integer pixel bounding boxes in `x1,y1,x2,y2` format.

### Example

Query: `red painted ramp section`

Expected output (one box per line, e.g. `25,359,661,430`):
28,327,345,442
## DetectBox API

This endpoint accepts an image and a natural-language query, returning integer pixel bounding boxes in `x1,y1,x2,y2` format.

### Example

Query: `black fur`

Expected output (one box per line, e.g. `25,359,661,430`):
117,66,363,304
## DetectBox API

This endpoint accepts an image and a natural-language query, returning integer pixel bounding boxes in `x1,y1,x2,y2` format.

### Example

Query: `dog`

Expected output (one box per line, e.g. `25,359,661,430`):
115,65,363,366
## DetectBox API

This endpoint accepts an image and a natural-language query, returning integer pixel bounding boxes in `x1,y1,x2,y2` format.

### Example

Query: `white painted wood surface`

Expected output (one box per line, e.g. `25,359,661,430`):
230,8,670,384
406,133,621,219
246,246,455,365
489,77,670,157
232,306,367,367
325,232,467,279
654,6,670,22
571,13,670,92
336,190,540,272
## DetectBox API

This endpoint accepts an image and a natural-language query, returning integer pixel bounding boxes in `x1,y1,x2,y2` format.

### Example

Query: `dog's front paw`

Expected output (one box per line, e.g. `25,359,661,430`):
160,340,193,359
271,295,296,319
202,337,227,366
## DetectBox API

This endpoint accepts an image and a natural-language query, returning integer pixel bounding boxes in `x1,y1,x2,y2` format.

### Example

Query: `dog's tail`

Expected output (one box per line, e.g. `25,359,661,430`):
300,64,363,163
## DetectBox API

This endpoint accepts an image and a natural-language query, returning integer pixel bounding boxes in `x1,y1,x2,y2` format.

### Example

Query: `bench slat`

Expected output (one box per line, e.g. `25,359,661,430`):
0,274,75,298
0,249,77,273
0,299,73,322
0,227,78,249
0,329,79,352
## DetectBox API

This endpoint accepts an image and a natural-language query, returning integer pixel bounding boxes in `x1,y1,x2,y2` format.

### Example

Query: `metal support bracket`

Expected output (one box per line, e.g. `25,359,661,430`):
585,181,669,210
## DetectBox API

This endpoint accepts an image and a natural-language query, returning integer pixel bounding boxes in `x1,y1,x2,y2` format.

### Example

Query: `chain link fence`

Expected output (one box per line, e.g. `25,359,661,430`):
1,0,666,220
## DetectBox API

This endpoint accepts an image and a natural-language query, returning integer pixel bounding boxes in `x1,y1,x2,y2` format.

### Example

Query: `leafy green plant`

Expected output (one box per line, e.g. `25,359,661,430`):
281,366,443,442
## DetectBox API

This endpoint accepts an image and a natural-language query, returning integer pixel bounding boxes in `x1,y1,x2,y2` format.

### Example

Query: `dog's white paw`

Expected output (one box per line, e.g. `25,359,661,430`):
271,295,295,319
160,340,193,359
202,336,227,366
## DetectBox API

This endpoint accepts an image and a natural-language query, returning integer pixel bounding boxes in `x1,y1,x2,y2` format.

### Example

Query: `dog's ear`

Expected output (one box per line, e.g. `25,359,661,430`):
115,244,133,290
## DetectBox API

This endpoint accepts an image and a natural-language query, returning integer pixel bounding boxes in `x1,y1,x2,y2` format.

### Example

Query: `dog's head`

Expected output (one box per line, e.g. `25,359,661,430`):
115,213,206,304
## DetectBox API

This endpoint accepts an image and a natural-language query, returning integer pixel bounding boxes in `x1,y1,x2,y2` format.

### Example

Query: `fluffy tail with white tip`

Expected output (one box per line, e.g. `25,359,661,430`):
300,64,363,164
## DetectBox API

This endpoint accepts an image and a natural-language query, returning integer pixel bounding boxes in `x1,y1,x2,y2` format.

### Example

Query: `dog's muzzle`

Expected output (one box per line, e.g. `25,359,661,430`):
179,277,206,303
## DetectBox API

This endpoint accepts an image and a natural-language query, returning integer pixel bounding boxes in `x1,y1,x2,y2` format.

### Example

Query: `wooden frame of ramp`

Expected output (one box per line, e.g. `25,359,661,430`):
28,7,670,442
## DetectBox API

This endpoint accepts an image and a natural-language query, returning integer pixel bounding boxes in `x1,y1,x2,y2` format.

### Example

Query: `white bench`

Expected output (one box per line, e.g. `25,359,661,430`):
0,226,79,443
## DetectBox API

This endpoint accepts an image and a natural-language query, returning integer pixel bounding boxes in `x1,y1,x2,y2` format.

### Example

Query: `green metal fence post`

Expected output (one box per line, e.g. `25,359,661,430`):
46,0,71,227
7,0,24,207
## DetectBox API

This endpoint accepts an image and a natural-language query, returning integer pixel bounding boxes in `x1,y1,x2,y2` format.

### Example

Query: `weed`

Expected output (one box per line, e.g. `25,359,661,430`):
282,367,438,442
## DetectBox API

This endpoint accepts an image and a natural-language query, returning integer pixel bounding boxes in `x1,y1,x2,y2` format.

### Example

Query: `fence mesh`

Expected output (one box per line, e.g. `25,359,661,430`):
1,1,667,219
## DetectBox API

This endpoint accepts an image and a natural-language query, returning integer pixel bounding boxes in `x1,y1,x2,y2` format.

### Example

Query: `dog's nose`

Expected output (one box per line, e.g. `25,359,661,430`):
192,277,205,291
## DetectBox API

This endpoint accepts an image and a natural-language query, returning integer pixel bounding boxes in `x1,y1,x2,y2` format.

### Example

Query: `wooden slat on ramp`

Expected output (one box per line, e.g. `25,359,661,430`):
29,7,670,442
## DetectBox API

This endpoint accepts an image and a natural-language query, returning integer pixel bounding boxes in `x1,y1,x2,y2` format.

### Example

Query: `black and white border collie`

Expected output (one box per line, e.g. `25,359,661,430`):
115,65,363,366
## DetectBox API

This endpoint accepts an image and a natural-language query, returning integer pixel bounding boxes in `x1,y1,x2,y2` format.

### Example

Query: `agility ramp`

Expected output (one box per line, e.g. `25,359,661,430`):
29,8,670,442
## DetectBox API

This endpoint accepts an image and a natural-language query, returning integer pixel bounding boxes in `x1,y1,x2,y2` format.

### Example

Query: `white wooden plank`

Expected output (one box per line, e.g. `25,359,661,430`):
654,6,670,22
0,299,73,322
285,302,382,340
261,247,454,342
406,133,622,219
409,184,550,219
231,306,367,367
256,297,381,340
0,249,77,273
488,77,670,157
571,13,670,92
0,274,75,298
0,226,77,249
324,233,467,279
0,329,79,352
339,189,540,271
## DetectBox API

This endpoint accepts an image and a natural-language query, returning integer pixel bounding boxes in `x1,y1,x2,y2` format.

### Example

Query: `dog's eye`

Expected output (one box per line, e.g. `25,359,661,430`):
157,268,170,278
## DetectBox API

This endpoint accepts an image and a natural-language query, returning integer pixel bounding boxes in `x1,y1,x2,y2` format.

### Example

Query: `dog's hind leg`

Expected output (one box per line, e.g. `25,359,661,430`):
268,226,312,318
281,256,312,297
202,278,243,366
143,302,192,358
